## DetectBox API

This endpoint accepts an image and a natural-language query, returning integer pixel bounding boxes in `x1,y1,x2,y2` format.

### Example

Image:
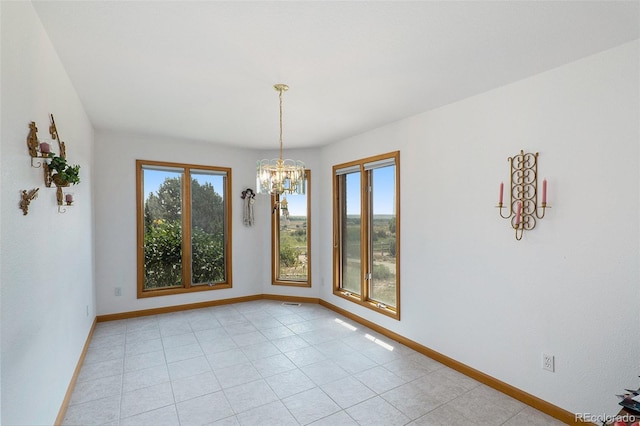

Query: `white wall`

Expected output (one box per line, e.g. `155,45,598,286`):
0,2,95,425
94,133,321,315
319,40,640,416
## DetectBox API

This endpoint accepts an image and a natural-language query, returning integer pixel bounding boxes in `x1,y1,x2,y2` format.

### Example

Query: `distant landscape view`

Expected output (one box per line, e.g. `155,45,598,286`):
343,214,397,306
277,213,308,281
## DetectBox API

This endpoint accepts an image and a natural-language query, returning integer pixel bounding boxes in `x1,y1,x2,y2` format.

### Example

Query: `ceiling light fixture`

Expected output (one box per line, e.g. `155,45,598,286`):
256,84,306,195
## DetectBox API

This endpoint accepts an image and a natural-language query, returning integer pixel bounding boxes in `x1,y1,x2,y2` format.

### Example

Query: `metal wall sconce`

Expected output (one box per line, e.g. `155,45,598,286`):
497,150,549,240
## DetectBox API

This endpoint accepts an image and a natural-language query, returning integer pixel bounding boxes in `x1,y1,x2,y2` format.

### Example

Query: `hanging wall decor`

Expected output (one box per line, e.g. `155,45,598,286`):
497,150,549,240
27,114,80,213
241,188,255,226
19,188,39,215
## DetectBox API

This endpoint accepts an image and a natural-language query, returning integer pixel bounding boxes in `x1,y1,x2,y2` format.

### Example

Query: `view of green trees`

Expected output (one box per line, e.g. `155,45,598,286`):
143,174,225,289
277,216,308,280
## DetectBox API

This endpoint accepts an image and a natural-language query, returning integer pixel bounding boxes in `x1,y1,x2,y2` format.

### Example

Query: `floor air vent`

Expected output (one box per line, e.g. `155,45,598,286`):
282,302,301,307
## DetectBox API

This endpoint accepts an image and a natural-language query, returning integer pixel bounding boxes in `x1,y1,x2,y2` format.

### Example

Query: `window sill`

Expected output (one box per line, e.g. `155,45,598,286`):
333,290,399,320
138,282,232,298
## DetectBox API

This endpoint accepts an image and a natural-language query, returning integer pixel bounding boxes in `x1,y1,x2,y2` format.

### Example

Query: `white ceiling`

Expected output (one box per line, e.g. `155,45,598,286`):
32,1,639,150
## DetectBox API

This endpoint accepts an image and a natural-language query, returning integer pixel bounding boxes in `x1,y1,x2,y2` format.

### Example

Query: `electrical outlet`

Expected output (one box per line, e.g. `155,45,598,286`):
542,353,555,372
115,287,122,296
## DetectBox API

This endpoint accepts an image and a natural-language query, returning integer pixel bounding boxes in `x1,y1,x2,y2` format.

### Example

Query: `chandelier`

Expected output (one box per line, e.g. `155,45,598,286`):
256,84,306,195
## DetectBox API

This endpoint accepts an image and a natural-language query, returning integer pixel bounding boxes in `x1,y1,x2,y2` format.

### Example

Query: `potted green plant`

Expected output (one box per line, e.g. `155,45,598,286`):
47,155,80,187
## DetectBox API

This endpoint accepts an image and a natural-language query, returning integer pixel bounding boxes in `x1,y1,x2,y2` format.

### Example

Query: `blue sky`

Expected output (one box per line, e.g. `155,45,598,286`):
346,166,396,215
143,165,395,216
280,193,306,217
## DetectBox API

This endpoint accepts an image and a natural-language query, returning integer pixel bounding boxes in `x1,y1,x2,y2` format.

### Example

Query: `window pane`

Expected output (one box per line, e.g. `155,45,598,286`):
190,170,226,285
143,168,183,290
333,152,399,318
369,165,397,307
342,171,361,294
277,191,308,281
138,161,232,298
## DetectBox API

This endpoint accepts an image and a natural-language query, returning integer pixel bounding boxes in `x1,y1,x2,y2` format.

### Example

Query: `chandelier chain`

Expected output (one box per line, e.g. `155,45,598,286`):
256,83,305,196
279,88,283,161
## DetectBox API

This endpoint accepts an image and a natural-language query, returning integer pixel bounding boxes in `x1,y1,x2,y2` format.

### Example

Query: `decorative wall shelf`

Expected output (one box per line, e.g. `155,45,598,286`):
25,114,80,214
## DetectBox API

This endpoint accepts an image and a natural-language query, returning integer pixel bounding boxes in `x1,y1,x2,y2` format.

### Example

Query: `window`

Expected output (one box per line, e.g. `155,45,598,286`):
333,152,399,319
136,160,232,297
272,170,311,286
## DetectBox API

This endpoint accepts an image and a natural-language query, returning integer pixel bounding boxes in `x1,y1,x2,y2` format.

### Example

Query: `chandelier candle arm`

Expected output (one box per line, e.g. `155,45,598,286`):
256,83,306,196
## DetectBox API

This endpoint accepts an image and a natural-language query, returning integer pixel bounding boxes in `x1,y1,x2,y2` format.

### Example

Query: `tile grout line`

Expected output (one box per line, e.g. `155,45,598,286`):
68,301,563,425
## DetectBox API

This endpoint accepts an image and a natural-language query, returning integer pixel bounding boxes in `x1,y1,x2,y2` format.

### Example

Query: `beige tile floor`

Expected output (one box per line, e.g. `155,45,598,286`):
63,300,566,425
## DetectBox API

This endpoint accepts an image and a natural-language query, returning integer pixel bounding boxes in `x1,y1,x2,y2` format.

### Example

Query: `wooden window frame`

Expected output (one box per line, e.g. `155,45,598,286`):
271,169,311,287
332,152,400,320
136,159,232,298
